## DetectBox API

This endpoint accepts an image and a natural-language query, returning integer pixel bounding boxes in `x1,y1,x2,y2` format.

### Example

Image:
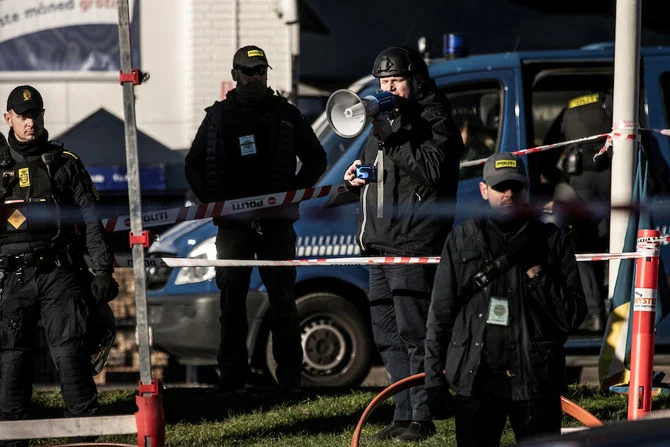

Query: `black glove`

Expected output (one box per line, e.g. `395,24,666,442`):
91,273,119,305
425,384,455,420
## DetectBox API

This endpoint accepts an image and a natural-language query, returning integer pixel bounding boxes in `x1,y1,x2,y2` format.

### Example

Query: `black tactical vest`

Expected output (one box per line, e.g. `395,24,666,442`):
0,144,62,248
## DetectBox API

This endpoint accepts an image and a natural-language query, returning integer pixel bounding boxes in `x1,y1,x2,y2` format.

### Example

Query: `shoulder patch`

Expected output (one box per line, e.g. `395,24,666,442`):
568,94,600,109
62,150,79,160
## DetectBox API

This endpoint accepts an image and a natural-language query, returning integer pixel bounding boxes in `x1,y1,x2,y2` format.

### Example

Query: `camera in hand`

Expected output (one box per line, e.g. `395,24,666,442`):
355,164,377,183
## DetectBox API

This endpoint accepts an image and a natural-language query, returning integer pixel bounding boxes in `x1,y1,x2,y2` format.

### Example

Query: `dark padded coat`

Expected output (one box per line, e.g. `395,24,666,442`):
425,217,587,400
185,88,327,222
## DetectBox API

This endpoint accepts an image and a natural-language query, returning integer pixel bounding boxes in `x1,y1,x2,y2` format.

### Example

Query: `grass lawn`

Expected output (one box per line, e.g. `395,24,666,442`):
24,384,670,446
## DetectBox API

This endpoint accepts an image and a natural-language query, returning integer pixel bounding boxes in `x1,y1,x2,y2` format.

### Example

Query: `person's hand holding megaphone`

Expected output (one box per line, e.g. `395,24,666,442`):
371,115,392,142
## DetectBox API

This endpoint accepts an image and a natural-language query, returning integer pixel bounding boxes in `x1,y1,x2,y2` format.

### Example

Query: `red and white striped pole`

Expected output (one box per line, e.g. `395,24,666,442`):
628,229,660,420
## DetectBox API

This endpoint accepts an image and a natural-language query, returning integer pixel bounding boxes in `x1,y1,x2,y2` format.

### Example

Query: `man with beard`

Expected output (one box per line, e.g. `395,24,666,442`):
0,85,118,446
185,46,327,396
424,152,587,446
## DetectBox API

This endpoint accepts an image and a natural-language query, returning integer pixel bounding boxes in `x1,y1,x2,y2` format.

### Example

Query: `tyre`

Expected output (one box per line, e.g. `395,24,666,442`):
264,292,373,387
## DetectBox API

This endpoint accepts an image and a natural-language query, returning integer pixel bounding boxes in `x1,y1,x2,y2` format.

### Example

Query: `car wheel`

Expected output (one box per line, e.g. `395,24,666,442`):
265,292,373,387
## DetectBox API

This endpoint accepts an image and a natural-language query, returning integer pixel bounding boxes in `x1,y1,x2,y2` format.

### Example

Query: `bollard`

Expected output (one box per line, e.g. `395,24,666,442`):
628,229,660,419
135,380,165,447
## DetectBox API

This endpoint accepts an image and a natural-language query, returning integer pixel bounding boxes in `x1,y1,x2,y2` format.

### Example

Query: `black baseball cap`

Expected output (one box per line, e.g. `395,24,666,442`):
483,152,528,187
7,85,44,114
232,45,272,69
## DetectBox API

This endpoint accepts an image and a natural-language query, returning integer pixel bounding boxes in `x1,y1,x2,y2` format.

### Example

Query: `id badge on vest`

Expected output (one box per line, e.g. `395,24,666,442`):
239,135,257,156
486,296,509,326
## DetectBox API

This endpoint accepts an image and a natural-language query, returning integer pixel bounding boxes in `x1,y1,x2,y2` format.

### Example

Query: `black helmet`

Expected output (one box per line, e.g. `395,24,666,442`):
371,46,429,79
88,302,116,376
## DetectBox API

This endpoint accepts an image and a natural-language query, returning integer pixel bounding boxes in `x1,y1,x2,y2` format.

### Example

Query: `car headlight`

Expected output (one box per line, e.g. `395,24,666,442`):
174,236,217,285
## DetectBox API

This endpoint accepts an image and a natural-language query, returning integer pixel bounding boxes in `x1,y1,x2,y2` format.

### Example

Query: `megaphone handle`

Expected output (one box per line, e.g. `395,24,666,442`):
376,145,384,219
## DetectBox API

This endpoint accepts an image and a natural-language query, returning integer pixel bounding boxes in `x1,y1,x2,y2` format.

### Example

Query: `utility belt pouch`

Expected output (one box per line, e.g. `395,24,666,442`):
564,147,583,176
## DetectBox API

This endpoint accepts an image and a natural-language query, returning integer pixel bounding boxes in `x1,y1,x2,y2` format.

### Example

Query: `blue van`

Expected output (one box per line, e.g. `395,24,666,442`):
146,45,670,387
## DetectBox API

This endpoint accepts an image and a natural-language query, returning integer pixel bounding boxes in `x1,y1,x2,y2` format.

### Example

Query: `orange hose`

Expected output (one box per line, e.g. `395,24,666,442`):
560,395,604,427
351,372,603,447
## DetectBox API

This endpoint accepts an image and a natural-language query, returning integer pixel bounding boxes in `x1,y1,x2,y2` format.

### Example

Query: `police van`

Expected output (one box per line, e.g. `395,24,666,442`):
145,44,670,387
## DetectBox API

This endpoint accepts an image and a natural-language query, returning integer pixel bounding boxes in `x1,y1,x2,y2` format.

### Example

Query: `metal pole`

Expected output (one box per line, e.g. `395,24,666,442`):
117,0,152,385
608,0,641,299
628,229,659,419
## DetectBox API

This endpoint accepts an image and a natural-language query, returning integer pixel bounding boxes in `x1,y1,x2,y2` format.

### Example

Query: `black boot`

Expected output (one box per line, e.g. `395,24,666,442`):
367,421,411,441
395,421,437,442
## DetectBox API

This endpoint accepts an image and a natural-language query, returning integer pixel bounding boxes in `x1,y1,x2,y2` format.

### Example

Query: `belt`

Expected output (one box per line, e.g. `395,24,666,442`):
0,251,63,272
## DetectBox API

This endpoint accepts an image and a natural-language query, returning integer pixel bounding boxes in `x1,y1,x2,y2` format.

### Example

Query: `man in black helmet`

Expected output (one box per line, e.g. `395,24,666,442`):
344,46,465,442
0,85,118,446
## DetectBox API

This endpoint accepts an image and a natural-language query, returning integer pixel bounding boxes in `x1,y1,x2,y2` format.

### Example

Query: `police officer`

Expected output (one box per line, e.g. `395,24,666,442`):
0,85,118,446
344,46,464,442
185,46,327,395
555,92,613,331
425,153,587,446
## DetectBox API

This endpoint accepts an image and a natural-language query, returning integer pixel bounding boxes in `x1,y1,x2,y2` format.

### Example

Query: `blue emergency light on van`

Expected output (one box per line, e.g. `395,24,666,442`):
443,33,468,59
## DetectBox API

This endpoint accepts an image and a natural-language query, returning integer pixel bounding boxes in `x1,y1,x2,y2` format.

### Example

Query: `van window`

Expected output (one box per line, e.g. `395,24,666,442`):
441,83,502,180
525,66,614,194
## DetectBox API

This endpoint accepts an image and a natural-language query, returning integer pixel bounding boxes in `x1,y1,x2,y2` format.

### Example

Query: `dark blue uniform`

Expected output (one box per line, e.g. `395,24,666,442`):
0,129,114,447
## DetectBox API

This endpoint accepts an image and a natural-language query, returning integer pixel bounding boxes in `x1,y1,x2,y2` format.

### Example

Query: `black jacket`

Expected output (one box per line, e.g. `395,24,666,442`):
425,216,587,400
0,131,114,274
185,88,327,222
349,79,464,256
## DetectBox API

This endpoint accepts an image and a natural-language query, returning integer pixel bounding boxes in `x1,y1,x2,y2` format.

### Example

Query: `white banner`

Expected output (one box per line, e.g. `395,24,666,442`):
0,0,136,43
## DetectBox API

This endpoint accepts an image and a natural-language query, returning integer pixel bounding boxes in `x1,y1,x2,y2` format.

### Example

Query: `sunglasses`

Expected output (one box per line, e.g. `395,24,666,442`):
239,66,267,77
490,180,527,193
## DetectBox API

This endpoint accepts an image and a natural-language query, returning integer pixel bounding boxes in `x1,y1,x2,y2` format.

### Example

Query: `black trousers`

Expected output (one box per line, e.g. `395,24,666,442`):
569,169,611,320
0,264,98,447
368,262,435,422
454,370,562,447
215,219,302,388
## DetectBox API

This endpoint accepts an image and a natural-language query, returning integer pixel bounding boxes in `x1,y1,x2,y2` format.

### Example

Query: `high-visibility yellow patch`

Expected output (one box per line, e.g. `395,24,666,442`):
495,160,517,169
247,49,264,57
569,94,599,109
8,209,26,229
18,167,30,187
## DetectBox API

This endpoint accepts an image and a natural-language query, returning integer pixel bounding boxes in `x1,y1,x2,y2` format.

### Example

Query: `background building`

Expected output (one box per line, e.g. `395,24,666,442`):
2,0,669,153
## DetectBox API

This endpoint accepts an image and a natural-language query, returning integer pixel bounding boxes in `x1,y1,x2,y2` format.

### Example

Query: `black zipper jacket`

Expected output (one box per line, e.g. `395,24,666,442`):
350,79,464,256
425,216,587,399
185,88,327,222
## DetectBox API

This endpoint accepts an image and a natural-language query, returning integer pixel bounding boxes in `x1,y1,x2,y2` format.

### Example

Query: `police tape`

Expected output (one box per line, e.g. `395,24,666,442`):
112,250,665,268
614,120,670,137
459,119,670,169
638,235,670,244
99,124,670,233
100,134,601,233
459,133,612,168
101,184,346,232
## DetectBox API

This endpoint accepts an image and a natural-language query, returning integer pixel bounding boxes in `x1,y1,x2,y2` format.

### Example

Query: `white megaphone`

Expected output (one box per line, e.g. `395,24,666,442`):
326,89,398,138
